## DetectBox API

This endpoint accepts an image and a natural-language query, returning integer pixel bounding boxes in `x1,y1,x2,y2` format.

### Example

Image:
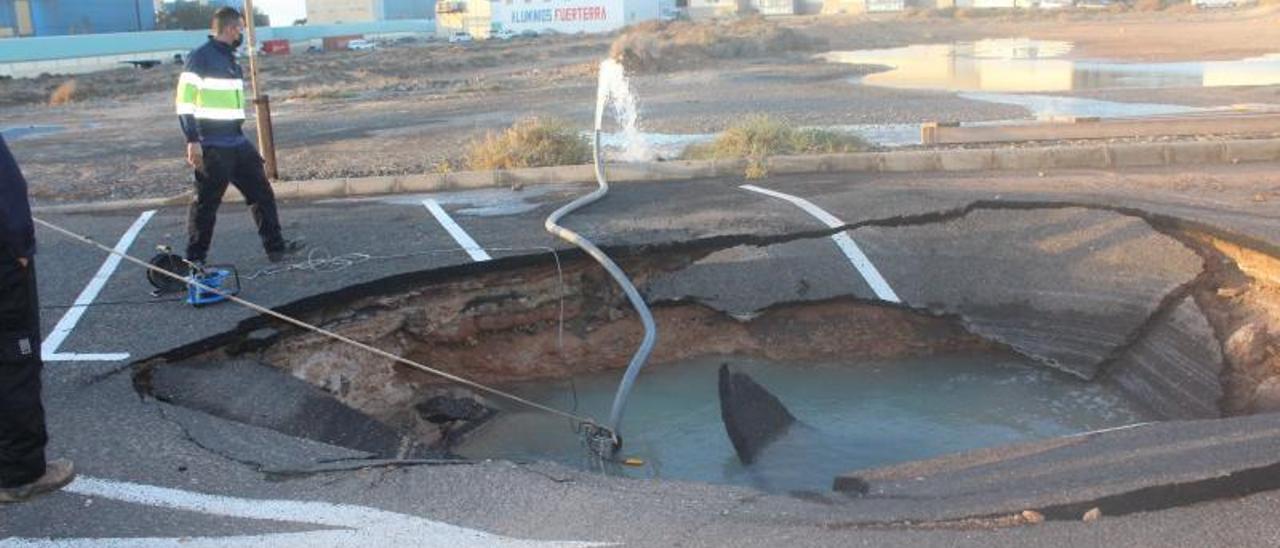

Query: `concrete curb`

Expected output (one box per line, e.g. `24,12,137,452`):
34,138,1280,214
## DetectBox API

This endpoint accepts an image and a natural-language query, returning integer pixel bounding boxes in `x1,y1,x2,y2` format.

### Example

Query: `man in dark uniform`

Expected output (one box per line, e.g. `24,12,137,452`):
0,134,76,503
176,7,302,265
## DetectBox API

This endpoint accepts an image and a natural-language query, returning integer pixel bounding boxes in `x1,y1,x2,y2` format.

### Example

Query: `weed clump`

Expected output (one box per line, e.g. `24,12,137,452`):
683,114,869,179
289,85,358,101
48,80,84,106
465,117,591,171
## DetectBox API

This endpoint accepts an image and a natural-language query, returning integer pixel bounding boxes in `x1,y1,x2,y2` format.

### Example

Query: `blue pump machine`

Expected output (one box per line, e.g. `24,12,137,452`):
147,247,240,307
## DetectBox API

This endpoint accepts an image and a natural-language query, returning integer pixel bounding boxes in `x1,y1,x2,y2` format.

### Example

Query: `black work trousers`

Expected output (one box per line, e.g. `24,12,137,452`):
0,250,46,488
185,142,285,263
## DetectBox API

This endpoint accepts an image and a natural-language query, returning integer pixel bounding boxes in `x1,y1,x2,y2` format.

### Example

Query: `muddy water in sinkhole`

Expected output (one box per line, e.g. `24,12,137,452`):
455,353,1154,493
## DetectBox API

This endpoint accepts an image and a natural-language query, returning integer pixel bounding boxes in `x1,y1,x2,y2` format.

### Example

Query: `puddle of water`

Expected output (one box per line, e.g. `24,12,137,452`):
821,39,1280,93
600,124,920,158
1,124,69,140
958,92,1204,120
455,354,1153,493
597,131,716,160
820,124,922,147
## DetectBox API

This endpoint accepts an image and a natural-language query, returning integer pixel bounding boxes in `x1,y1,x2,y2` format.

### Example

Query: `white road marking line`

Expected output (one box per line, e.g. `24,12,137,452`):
41,210,157,362
423,199,492,262
6,476,607,547
740,184,901,303
42,352,131,362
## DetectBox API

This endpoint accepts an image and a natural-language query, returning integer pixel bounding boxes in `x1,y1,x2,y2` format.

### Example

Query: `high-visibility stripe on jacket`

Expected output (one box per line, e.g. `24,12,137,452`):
175,37,249,147
174,71,246,120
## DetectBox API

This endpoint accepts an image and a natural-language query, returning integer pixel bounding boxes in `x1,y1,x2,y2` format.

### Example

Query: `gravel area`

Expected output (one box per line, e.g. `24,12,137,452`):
4,9,1279,203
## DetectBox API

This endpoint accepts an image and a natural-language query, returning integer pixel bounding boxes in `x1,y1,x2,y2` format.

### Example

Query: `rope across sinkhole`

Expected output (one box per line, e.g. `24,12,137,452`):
33,215,624,459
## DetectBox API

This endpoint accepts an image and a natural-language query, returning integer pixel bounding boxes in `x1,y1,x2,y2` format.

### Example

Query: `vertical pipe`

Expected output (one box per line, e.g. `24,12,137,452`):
243,0,279,180
243,0,261,99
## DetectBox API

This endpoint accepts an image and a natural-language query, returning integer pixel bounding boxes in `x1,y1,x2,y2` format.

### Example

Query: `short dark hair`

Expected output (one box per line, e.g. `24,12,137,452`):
212,7,242,34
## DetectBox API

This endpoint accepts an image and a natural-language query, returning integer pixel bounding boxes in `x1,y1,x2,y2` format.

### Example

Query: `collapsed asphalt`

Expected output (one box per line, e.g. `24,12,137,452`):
3,162,1279,545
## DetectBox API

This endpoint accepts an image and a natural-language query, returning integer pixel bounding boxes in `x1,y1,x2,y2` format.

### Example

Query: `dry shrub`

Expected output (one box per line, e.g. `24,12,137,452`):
48,79,82,106
289,85,358,101
609,16,827,73
465,117,591,171
683,114,869,179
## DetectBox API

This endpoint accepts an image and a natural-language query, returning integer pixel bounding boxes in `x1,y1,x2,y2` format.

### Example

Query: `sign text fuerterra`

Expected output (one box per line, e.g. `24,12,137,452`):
511,5,608,23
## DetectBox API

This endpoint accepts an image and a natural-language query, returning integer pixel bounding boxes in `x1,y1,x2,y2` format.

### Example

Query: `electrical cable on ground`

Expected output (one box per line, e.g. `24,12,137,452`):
32,216,615,446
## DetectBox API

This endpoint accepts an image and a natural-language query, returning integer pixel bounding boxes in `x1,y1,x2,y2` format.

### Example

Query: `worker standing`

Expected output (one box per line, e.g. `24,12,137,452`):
0,134,76,503
176,7,302,265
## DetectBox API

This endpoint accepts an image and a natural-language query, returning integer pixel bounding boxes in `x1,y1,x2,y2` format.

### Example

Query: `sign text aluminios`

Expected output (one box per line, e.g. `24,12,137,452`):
494,0,627,33
511,6,609,23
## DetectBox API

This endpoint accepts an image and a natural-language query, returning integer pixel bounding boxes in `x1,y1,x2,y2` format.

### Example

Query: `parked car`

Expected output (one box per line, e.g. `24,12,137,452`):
448,31,473,44
347,39,376,51
1193,0,1237,8
519,29,540,38
493,29,517,40
1038,0,1073,8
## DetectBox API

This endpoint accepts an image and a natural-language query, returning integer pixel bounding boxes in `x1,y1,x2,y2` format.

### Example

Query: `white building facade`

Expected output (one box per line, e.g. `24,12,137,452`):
437,0,671,38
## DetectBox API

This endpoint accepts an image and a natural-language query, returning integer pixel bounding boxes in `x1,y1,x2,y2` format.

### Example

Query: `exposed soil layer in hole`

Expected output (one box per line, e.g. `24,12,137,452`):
166,249,1000,447
1186,234,1280,415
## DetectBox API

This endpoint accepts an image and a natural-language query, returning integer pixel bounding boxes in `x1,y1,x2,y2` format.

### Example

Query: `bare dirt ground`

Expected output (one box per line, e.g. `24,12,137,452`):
4,8,1279,202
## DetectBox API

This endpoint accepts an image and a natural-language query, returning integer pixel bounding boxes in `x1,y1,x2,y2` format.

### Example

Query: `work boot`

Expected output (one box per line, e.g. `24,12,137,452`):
267,239,306,263
0,459,76,503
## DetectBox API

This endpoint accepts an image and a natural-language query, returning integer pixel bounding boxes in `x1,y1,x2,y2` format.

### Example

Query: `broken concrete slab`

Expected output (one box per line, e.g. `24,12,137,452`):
1103,297,1224,420
852,207,1204,378
156,402,376,472
834,412,1280,523
718,364,797,465
145,358,421,458
645,240,876,314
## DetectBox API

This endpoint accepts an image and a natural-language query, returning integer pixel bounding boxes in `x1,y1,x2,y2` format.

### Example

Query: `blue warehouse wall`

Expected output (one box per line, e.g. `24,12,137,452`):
0,0,21,36
30,0,157,36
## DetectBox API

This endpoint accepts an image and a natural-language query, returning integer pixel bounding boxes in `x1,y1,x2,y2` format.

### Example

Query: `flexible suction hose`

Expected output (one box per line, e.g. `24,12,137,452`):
544,129,657,442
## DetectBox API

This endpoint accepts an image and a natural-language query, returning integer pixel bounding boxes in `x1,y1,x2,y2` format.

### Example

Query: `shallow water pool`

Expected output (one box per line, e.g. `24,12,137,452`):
455,354,1154,493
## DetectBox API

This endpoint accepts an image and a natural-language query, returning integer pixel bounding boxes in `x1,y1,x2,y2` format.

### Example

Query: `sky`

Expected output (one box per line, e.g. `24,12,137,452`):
253,0,308,26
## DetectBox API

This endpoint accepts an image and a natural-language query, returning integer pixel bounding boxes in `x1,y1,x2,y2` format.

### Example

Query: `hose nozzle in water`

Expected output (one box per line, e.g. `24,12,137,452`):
581,422,622,457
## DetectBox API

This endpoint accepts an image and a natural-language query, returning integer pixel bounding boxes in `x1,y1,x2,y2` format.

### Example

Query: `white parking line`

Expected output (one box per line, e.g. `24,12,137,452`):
41,210,157,362
740,185,901,303
4,476,606,547
423,199,492,262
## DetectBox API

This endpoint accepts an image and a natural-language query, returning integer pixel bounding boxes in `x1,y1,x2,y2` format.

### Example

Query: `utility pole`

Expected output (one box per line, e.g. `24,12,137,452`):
242,0,280,180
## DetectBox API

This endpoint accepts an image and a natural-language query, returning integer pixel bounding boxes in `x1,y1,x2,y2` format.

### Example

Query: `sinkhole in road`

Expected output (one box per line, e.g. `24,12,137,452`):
137,203,1280,496
141,231,1224,494
455,354,1151,493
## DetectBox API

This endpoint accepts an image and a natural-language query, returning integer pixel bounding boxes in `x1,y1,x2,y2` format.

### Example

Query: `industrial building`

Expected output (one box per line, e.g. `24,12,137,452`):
436,0,672,40
307,0,435,24
0,0,157,37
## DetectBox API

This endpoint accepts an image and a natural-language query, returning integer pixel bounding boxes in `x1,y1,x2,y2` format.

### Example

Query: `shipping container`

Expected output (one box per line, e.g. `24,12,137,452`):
261,38,290,54
322,33,364,50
